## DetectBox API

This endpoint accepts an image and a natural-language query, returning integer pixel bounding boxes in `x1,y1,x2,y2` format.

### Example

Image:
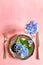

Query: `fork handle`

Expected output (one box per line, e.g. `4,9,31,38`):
3,36,7,59
3,43,6,58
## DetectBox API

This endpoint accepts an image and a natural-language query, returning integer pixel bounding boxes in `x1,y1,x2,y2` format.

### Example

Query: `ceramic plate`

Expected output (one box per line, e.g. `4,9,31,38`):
8,34,35,60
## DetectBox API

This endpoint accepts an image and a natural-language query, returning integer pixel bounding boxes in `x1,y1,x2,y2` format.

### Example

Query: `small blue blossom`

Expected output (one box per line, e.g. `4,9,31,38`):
13,43,29,58
20,46,29,58
28,39,33,44
13,43,22,53
25,21,38,34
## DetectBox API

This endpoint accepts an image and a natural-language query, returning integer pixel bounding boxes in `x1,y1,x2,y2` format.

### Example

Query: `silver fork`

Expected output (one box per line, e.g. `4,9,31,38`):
3,34,8,59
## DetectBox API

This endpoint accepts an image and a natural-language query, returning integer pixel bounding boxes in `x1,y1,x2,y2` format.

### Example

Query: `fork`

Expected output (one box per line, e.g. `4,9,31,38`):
3,34,8,59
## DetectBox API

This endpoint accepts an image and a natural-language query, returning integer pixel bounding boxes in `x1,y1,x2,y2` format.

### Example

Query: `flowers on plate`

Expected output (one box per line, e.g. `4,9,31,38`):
11,37,34,59
13,43,29,58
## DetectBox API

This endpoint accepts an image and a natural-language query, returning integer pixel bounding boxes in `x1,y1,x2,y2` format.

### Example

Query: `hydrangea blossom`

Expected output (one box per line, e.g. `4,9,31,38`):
13,43,29,58
20,46,29,58
25,21,38,34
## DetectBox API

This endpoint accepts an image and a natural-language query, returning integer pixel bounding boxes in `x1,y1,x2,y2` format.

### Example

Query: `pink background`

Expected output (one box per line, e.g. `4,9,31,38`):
0,0,43,65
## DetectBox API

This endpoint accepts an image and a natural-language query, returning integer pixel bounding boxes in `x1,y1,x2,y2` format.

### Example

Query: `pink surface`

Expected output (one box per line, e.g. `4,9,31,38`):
0,0,43,65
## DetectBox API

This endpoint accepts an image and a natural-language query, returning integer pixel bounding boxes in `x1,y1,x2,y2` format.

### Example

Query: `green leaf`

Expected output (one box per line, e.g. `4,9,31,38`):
28,47,33,53
17,37,24,44
23,40,29,48
17,37,21,43
17,37,30,49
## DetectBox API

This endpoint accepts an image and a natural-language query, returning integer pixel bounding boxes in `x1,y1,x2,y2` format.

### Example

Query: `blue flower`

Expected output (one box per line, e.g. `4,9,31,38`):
28,39,33,44
25,21,38,34
20,46,29,58
13,43,23,53
13,43,29,58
